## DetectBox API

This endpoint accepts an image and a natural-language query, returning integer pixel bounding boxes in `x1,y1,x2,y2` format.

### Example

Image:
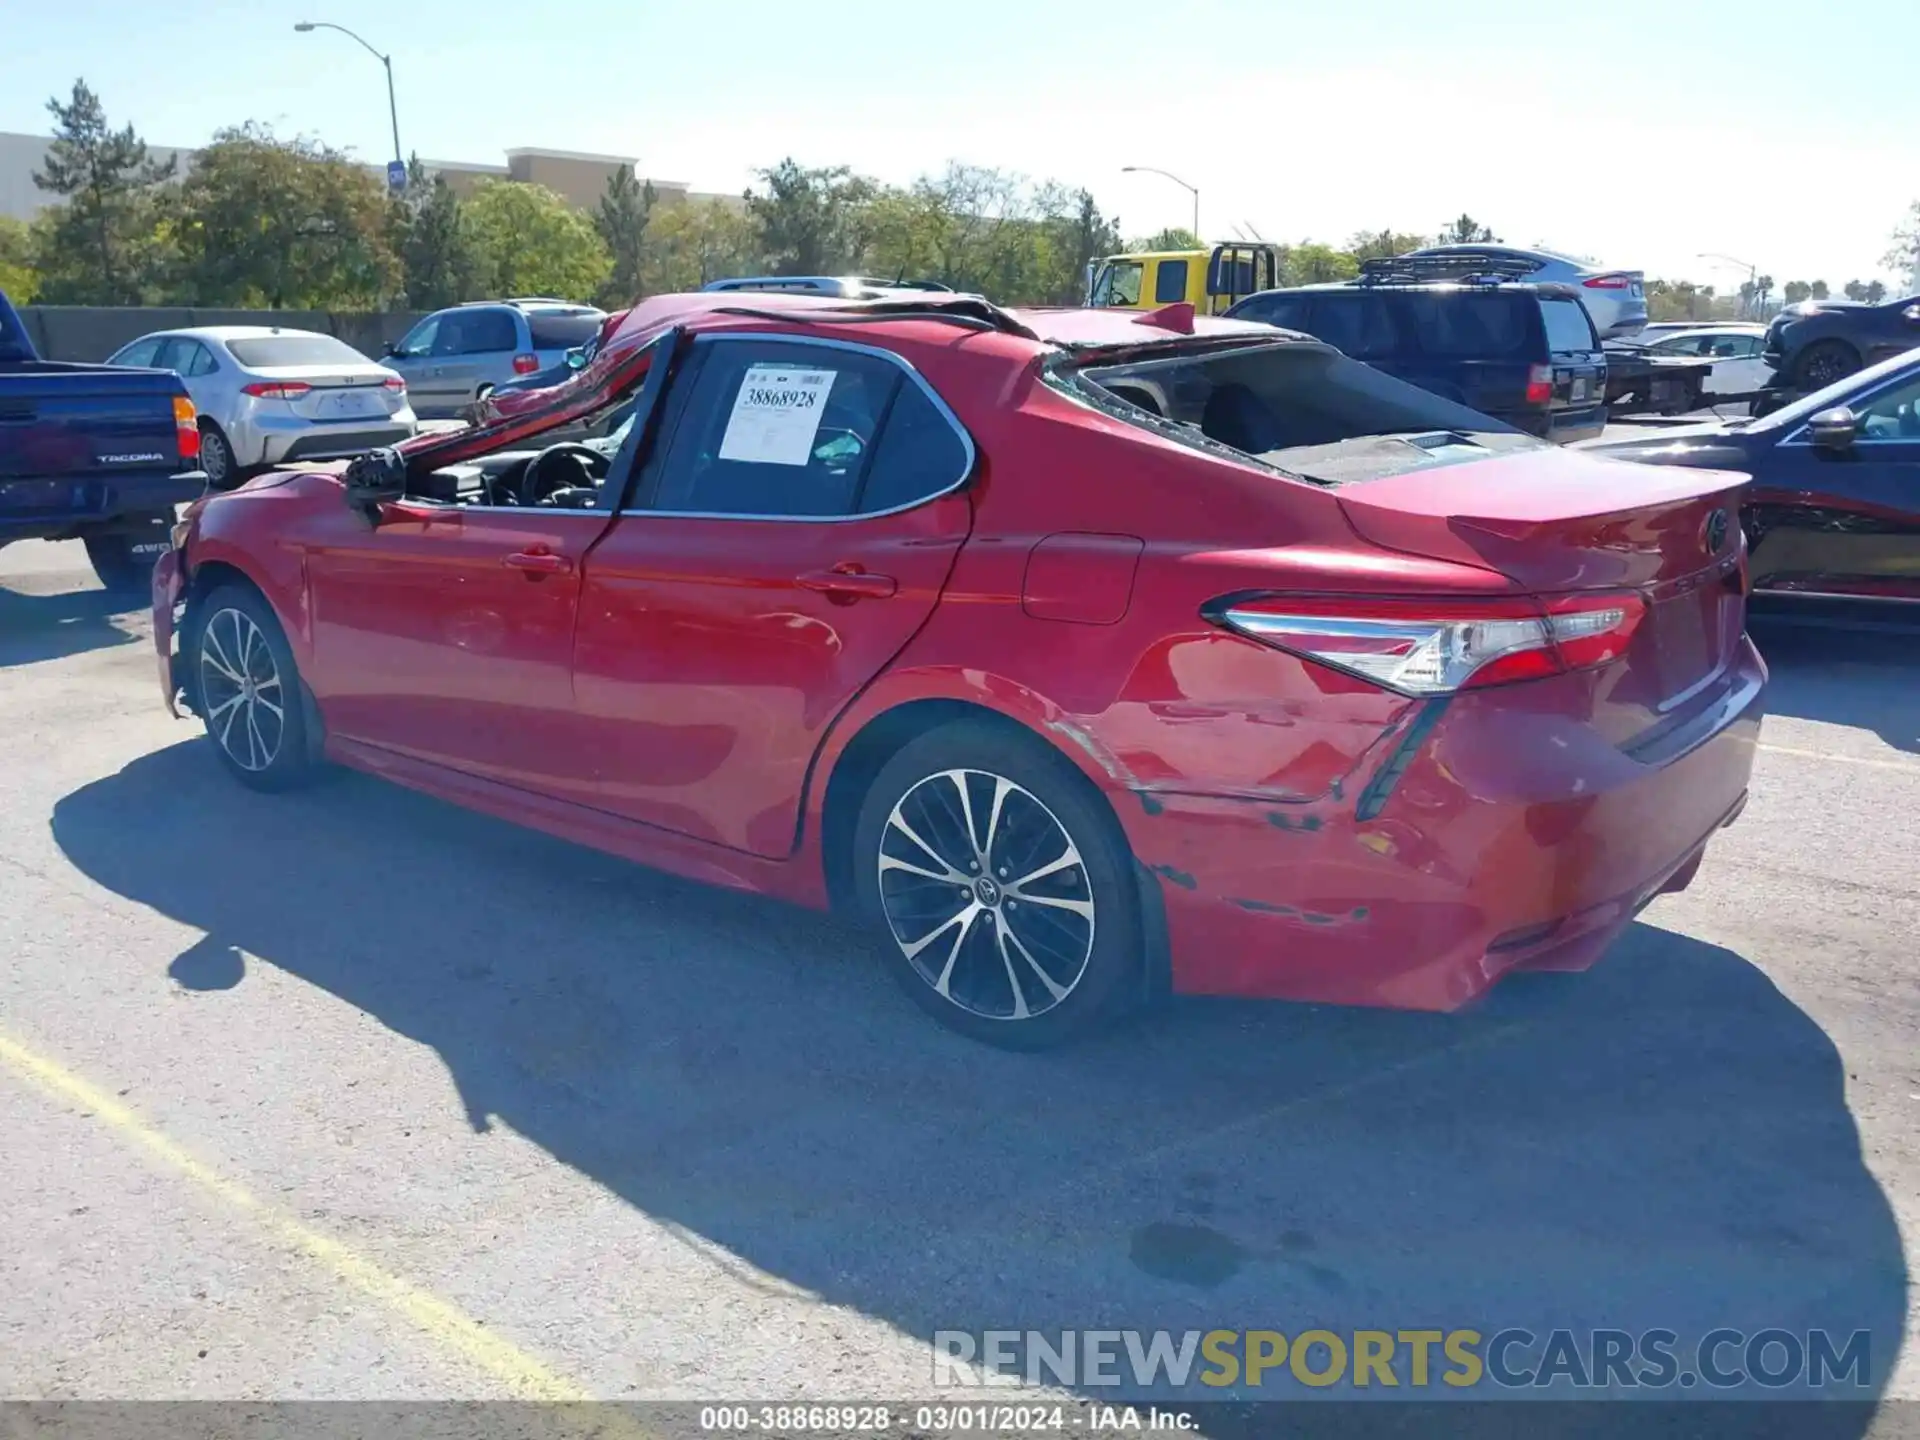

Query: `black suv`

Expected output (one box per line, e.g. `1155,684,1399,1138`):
1225,255,1609,443
1761,293,1920,392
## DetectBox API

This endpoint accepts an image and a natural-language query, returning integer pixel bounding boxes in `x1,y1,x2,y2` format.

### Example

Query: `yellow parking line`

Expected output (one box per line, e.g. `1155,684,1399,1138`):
1757,742,1920,774
0,1030,600,1406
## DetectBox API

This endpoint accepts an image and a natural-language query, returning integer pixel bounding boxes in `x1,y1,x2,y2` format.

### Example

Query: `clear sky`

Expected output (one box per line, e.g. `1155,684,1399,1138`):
4,0,1914,290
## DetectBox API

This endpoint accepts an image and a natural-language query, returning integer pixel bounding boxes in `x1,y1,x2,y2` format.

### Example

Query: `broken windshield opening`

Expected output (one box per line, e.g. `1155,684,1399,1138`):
1065,342,1545,485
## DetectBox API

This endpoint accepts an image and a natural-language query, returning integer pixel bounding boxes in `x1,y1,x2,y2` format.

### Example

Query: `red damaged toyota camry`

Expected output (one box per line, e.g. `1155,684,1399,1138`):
152,292,1765,1047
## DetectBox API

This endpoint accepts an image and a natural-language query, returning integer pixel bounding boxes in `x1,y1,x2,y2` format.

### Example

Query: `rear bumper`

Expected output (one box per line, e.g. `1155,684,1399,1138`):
1509,406,1607,444
0,469,205,543
254,419,415,466
1118,635,1768,1010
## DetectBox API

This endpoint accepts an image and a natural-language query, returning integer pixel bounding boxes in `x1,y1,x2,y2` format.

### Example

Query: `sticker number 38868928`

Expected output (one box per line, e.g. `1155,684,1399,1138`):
718,365,836,467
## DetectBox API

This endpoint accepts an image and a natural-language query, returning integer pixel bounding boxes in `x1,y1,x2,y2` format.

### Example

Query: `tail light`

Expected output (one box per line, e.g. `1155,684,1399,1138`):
242,380,312,400
383,377,406,394
1525,364,1553,405
1583,273,1631,290
172,395,200,461
1206,592,1647,696
511,353,540,375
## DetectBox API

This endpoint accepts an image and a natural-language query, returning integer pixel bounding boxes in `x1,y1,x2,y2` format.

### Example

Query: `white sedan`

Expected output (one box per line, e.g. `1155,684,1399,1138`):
107,326,418,487
1639,325,1773,400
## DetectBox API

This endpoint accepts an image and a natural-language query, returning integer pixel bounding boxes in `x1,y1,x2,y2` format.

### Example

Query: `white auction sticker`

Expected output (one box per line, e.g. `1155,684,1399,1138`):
718,365,836,466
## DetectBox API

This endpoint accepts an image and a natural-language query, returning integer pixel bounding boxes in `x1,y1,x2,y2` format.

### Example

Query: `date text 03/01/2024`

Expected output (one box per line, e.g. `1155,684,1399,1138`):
696,1403,1199,1434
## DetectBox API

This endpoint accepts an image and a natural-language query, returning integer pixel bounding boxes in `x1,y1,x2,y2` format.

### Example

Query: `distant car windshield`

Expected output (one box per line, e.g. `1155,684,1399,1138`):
1071,340,1541,486
227,334,369,367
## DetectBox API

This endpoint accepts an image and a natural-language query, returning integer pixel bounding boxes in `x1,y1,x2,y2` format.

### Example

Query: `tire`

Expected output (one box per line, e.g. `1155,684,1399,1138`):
199,421,238,489
83,514,173,596
187,583,318,792
852,718,1142,1049
1794,340,1859,391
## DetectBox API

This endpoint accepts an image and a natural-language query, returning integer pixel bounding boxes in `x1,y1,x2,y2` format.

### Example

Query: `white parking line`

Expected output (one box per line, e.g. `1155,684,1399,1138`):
1757,743,1919,774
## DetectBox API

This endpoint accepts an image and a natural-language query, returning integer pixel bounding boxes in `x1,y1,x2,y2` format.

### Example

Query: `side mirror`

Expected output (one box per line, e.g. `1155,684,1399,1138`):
340,447,408,523
383,340,402,357
1807,406,1858,452
566,347,587,371
1903,304,1920,323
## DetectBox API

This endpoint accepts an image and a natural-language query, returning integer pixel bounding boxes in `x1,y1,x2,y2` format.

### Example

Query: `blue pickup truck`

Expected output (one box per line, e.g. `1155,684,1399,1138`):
1,289,206,593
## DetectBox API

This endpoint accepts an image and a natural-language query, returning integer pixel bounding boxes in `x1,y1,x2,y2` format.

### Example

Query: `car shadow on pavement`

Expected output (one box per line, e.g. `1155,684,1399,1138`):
1749,612,1920,756
51,743,1907,1423
0,581,143,669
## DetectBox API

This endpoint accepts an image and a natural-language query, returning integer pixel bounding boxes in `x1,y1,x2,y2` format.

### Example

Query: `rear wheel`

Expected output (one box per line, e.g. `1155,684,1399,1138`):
189,584,318,792
83,513,173,596
1794,340,1859,390
199,421,238,489
853,718,1142,1049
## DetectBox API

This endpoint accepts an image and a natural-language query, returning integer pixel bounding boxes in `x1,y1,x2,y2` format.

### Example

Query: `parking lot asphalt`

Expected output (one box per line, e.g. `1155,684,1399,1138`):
1,520,1916,1417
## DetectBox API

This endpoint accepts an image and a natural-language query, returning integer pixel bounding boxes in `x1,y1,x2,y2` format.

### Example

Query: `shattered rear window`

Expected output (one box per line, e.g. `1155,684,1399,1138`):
1068,341,1544,485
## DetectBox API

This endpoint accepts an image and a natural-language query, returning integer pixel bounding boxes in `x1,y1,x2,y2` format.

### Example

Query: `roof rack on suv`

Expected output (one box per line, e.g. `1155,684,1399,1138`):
1355,254,1539,287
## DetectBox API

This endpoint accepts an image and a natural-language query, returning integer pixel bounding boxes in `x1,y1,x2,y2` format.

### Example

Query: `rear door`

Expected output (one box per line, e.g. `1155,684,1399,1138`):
1538,295,1607,412
571,333,974,854
431,309,518,409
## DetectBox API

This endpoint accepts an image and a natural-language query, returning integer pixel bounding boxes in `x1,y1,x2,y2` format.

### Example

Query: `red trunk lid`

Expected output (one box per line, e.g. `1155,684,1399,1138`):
1336,447,1751,732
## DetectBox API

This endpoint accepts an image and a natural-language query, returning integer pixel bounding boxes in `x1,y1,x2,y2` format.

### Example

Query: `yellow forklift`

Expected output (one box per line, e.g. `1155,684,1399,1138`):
1085,243,1282,315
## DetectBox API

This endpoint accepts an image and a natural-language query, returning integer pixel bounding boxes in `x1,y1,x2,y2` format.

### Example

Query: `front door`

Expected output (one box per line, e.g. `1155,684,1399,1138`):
301,502,613,792
1751,370,1920,599
571,334,975,855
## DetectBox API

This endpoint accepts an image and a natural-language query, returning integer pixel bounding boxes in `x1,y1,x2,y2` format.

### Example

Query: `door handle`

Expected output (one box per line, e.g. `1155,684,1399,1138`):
504,549,573,575
796,566,897,600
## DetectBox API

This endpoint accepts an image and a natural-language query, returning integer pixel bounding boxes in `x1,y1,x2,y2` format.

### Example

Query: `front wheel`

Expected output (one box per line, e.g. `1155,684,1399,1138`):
189,584,320,791
1794,340,1859,391
853,719,1143,1049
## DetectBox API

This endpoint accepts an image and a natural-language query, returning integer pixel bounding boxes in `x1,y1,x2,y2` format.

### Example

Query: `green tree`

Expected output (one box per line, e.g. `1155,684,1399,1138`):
595,165,655,307
387,157,483,310
1644,277,1716,322
464,178,611,302
1437,213,1499,245
1809,279,1830,300
1285,242,1359,285
170,123,398,309
30,79,177,304
1843,279,1868,301
1132,226,1201,252
1782,280,1811,305
747,159,873,275
1865,279,1887,303
1049,188,1121,305
1347,229,1426,262
1883,200,1920,285
639,198,759,293
0,215,37,301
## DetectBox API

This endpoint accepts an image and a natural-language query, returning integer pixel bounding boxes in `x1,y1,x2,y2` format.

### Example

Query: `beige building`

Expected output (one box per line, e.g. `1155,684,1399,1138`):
0,130,735,221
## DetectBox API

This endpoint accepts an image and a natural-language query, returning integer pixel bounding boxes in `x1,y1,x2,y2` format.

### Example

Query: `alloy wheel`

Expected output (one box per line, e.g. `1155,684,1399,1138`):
201,427,231,486
199,607,285,772
876,768,1096,1021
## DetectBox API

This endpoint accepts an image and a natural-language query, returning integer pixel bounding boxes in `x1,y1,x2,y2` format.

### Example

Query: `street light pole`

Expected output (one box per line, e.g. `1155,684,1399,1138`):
1698,251,1758,318
1122,166,1200,243
294,21,402,179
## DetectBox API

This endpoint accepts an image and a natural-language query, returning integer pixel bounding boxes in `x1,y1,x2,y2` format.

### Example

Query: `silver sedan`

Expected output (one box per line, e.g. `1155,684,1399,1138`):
1408,244,1649,339
106,326,418,487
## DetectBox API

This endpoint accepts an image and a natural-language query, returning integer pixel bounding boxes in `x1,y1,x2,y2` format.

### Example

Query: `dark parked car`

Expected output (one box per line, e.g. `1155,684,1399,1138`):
0,288,205,593
1226,256,1609,443
1588,347,1920,605
1762,292,1920,391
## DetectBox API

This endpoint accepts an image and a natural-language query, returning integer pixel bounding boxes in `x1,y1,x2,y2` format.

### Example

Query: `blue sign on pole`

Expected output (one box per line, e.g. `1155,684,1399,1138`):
386,160,407,193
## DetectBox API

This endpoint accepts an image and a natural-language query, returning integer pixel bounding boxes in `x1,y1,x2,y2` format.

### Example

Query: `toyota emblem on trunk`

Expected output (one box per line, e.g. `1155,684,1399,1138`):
1704,508,1730,554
